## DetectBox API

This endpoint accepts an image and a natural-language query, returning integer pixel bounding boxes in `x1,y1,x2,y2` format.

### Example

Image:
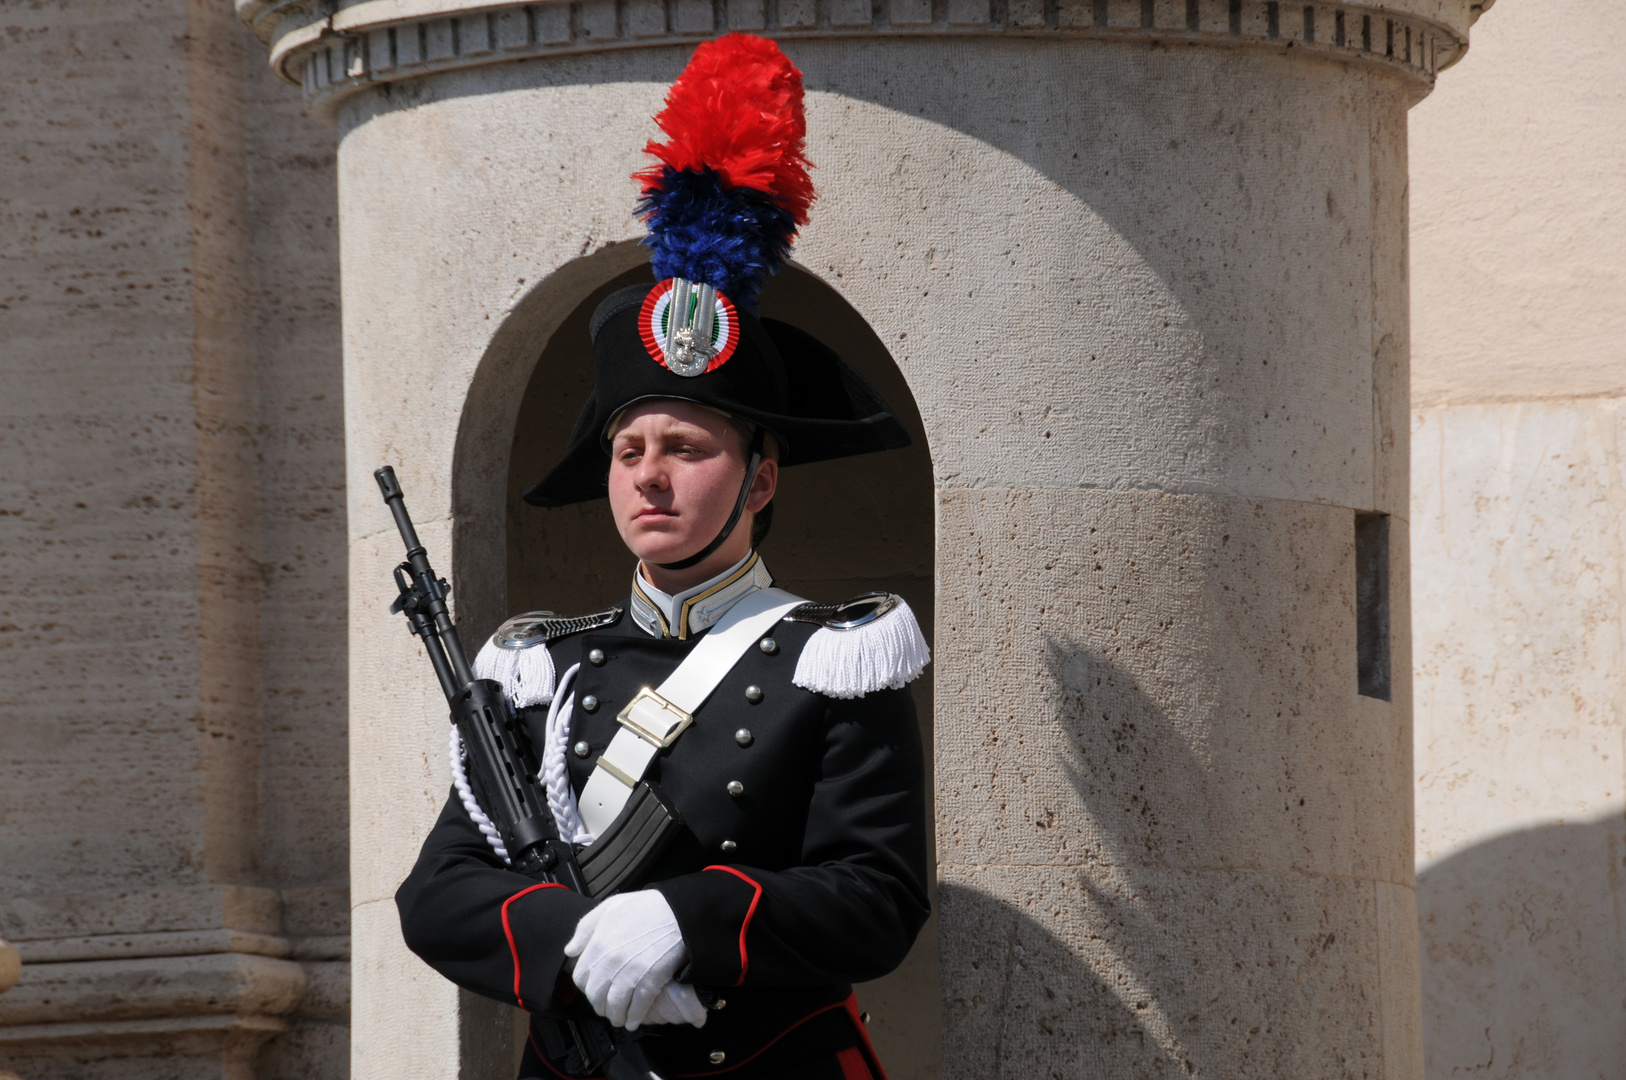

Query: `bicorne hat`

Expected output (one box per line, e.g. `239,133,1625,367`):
521,34,909,511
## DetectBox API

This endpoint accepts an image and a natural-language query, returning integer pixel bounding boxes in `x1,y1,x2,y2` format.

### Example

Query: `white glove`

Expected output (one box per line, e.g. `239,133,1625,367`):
564,890,690,1029
645,980,709,1029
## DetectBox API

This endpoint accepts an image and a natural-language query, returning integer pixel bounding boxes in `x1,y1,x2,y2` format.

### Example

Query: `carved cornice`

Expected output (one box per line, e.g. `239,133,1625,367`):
240,0,1474,122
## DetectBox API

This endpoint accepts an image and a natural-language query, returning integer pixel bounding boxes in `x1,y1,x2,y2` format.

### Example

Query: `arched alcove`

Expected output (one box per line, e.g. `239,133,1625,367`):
501,261,942,1077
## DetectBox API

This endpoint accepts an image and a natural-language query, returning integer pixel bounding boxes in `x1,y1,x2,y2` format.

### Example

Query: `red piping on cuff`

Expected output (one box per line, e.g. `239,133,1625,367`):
502,882,570,1007
702,865,762,987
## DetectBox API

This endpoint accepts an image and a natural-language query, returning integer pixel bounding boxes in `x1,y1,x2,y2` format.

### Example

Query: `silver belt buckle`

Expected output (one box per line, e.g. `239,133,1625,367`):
616,687,695,748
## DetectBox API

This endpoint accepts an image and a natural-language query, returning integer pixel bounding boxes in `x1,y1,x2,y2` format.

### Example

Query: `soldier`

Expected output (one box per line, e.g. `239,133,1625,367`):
395,35,932,1080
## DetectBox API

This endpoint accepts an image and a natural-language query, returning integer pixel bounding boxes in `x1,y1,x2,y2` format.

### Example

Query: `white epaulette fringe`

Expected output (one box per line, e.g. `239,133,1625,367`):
791,597,931,700
473,635,556,709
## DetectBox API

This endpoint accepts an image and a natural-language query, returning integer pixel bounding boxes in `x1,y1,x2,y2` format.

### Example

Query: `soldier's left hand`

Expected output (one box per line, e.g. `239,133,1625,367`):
564,889,690,1029
644,980,709,1029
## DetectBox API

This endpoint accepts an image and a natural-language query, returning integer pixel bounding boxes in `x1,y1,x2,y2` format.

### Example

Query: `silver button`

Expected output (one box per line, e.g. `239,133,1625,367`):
726,780,744,797
573,741,591,759
581,695,599,713
735,728,753,747
758,637,777,654
710,998,727,1011
709,1051,726,1065
720,839,737,853
744,685,763,703
588,648,606,666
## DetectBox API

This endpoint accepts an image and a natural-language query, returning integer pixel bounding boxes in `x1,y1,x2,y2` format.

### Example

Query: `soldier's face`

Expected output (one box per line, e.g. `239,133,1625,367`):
607,401,777,580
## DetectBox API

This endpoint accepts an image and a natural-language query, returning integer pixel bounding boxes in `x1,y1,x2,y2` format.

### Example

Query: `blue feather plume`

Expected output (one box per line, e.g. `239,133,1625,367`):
635,167,797,315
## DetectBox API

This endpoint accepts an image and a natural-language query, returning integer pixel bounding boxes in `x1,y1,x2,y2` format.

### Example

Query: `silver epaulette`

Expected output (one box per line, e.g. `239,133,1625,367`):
783,591,901,631
495,606,623,650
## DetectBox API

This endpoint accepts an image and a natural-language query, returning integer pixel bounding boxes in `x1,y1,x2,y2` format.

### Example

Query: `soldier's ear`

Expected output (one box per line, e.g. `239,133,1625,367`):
746,457,778,514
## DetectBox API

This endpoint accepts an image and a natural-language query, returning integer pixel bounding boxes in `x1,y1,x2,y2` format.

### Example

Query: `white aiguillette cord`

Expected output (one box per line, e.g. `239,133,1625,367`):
577,587,805,838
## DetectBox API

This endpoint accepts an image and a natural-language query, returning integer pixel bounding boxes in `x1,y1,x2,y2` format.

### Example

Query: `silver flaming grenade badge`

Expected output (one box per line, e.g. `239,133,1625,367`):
664,278,717,377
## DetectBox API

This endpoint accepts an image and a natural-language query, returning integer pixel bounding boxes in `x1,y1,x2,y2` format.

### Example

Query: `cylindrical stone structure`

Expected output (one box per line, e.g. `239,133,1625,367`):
236,2,1485,1076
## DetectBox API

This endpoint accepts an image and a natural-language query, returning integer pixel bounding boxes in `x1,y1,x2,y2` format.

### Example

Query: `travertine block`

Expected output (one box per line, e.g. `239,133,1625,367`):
1412,397,1626,1080
0,953,305,1027
935,488,1412,885
938,868,1400,1078
0,2,348,1076
0,1015,289,1080
0,886,281,945
1411,0,1626,408
350,898,462,1078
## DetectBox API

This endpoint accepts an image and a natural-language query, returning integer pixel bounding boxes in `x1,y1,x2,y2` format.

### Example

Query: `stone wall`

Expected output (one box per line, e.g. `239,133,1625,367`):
0,3,348,1077
1409,1,1626,1077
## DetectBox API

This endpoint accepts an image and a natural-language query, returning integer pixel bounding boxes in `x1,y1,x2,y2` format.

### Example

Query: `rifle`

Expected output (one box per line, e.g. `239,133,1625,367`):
375,465,665,1080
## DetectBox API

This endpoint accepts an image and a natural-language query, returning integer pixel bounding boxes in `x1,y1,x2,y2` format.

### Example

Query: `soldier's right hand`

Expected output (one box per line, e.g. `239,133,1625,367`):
564,889,690,1029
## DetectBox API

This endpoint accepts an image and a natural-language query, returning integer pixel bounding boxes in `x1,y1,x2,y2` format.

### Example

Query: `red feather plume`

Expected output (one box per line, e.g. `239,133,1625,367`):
635,34,815,226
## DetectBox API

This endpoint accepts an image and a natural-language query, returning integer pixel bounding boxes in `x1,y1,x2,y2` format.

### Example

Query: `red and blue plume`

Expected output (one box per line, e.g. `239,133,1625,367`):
634,34,815,315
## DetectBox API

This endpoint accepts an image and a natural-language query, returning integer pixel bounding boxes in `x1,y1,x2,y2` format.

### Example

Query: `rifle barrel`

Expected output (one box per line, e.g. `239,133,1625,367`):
376,466,476,691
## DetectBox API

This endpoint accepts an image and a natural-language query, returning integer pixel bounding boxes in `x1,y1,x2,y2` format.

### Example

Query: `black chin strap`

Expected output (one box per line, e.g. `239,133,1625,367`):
657,427,766,572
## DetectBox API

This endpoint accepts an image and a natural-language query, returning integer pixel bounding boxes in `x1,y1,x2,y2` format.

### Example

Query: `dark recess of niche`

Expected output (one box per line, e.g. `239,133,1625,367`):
1356,511,1391,701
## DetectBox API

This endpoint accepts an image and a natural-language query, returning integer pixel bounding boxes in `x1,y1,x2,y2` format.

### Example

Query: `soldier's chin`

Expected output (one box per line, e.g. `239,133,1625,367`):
625,525,697,566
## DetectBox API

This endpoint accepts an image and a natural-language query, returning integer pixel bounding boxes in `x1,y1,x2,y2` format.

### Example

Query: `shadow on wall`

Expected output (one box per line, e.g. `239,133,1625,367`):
1418,815,1626,1080
941,638,1208,1080
942,631,1408,1078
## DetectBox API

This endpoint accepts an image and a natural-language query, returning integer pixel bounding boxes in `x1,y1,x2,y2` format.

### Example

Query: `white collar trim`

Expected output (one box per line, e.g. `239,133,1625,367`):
629,551,774,639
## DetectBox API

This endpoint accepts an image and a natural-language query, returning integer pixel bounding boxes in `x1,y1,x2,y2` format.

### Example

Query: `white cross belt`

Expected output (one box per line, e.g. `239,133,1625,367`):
577,587,804,838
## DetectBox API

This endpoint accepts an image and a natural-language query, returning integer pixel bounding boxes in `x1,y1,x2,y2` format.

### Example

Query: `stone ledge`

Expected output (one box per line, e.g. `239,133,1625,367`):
0,952,306,1028
13,930,293,965
254,0,1465,122
0,885,281,943
0,1012,287,1054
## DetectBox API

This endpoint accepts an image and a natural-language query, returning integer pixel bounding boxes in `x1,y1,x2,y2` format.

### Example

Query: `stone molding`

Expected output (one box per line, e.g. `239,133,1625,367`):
241,0,1469,122
0,933,317,1067
11,928,294,965
0,951,306,1028
0,1013,290,1064
0,941,17,997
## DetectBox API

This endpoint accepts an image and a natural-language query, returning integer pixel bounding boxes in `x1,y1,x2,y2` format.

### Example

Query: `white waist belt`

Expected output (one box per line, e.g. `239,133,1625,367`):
578,587,804,838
